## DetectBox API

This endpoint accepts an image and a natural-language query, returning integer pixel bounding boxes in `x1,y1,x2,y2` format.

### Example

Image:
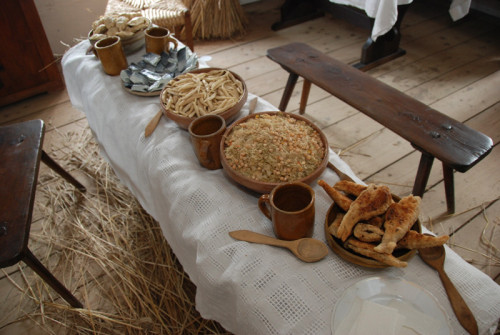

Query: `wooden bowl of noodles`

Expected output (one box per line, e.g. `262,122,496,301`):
160,68,248,130
220,111,329,193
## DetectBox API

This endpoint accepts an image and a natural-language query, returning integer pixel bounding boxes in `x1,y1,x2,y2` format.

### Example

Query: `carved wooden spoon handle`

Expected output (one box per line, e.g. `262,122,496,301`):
229,230,288,249
145,110,162,137
438,270,478,335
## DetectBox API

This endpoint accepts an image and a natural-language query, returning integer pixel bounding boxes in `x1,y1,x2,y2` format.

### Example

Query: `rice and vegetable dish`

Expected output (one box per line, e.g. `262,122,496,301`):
224,113,325,183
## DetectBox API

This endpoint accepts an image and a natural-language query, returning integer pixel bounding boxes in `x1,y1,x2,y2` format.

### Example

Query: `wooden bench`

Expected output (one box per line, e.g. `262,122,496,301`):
267,42,493,213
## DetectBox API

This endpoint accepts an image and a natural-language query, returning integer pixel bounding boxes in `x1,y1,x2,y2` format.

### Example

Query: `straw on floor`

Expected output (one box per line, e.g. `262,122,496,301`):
1,126,230,334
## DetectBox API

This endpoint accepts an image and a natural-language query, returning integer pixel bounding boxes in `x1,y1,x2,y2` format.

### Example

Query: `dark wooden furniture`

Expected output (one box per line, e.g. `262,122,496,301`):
0,119,85,308
0,0,64,107
272,0,410,70
267,43,494,213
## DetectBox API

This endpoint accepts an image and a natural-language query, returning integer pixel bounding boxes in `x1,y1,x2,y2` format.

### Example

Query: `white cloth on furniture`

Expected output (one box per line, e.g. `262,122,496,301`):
62,40,500,335
449,0,472,20
329,0,471,41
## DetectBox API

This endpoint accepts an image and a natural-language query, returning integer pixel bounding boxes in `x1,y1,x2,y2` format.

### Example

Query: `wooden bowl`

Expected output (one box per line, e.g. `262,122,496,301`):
160,68,248,130
324,196,421,268
88,17,151,54
220,111,329,194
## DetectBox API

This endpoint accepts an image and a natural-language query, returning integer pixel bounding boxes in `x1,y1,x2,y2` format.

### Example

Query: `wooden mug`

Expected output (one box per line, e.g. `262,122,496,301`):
94,36,128,76
145,27,178,54
188,114,226,170
258,182,315,240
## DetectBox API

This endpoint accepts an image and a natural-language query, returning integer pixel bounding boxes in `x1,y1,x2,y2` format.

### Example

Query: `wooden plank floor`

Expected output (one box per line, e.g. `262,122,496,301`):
1,0,499,333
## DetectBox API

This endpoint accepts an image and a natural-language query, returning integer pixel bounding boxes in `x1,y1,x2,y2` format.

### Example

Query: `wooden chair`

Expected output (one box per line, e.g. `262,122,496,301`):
0,119,85,308
105,0,194,51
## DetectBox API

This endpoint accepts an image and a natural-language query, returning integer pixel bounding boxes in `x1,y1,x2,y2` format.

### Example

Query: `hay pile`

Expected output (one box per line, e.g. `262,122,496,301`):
1,127,229,334
188,0,248,40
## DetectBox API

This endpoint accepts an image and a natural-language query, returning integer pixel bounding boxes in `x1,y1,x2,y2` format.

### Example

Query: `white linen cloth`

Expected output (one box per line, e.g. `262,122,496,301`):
62,40,500,335
449,0,472,21
329,0,471,41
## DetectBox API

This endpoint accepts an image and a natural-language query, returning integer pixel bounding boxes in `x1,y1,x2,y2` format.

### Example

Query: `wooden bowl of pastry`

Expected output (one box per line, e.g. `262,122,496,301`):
88,15,151,54
160,68,248,130
324,193,421,268
220,111,329,194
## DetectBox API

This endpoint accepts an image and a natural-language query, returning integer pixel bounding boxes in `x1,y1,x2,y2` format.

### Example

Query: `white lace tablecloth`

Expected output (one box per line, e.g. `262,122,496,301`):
330,0,471,40
62,40,500,335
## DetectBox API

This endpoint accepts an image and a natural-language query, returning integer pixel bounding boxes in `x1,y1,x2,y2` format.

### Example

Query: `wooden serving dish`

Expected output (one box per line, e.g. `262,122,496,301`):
160,67,248,130
88,17,151,55
324,196,421,268
220,111,329,194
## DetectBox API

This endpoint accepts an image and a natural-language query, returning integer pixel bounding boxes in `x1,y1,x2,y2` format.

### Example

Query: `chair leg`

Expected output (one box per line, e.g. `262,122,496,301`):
443,163,455,214
184,11,194,51
22,248,83,308
299,79,311,114
279,72,299,111
174,26,182,38
41,150,86,192
412,151,434,198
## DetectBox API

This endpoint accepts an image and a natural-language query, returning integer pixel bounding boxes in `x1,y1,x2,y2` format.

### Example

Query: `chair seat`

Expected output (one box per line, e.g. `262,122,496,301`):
0,120,44,267
107,0,188,19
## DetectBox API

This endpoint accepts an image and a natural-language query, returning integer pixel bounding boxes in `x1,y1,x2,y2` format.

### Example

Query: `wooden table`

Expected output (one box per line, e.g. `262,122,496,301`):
61,40,500,335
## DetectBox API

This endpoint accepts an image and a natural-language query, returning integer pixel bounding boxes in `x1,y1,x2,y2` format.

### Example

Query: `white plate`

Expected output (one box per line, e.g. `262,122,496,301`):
331,276,451,335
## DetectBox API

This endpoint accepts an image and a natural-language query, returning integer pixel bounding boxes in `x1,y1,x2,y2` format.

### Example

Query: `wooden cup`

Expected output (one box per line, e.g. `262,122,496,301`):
258,182,315,241
94,36,128,76
188,114,226,170
145,27,178,54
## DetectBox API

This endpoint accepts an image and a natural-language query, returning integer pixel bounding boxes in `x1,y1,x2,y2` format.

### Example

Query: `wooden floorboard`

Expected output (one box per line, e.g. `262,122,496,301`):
1,0,499,332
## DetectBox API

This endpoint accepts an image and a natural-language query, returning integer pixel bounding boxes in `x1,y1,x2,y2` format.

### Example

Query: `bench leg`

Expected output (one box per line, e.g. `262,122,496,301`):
279,72,299,111
41,150,86,192
412,152,434,198
299,79,312,114
443,164,455,214
22,248,83,308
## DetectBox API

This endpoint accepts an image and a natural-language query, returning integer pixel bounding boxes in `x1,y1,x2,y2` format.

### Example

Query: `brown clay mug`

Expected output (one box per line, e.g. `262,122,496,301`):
258,182,315,241
145,27,178,54
188,114,226,170
94,36,128,76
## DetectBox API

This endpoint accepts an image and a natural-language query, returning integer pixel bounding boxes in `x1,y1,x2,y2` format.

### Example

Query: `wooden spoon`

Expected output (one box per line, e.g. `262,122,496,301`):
145,110,163,137
419,245,478,335
229,230,328,263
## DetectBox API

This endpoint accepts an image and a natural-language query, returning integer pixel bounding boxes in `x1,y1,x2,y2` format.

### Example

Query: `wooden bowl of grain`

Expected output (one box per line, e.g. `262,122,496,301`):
220,111,329,193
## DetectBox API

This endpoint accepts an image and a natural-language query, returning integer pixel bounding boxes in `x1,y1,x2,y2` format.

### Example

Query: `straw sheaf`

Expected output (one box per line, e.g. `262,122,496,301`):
190,0,248,40
2,127,230,334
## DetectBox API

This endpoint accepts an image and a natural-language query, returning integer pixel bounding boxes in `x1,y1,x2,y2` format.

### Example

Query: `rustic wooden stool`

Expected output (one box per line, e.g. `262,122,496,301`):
267,43,493,213
0,119,85,308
